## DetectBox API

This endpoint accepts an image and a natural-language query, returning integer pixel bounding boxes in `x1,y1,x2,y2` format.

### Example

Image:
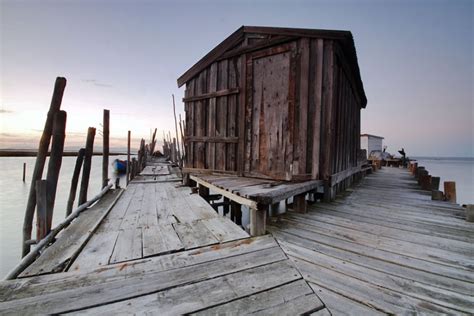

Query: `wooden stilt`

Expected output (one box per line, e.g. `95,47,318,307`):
78,127,96,205
230,201,242,226
22,77,66,257
294,193,307,213
22,163,26,182
444,181,456,203
45,110,67,228
66,148,85,216
35,180,48,241
126,131,131,186
250,204,267,236
102,109,110,189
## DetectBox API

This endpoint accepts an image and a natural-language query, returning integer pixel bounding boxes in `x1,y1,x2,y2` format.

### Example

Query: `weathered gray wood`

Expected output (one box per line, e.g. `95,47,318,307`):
20,190,122,277
126,130,131,185
309,282,384,316
173,220,219,249
200,216,249,242
0,236,278,300
195,280,320,315
23,77,66,257
142,224,183,257
66,148,85,216
0,244,286,314
45,110,67,228
78,127,96,205
35,180,48,240
109,227,143,264
102,109,110,189
72,260,303,315
250,205,267,236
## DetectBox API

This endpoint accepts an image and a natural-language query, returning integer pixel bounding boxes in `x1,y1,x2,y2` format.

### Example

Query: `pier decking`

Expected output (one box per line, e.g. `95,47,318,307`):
1,164,472,314
270,167,473,315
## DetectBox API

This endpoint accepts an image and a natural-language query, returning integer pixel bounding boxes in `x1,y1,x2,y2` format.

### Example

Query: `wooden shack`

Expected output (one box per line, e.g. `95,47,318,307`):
178,26,367,187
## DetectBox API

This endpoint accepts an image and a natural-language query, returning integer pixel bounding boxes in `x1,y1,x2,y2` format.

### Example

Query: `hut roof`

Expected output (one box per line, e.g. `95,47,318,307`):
177,26,367,107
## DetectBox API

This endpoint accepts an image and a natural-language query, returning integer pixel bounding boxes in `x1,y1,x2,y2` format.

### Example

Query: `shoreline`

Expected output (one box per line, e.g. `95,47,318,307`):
0,150,130,157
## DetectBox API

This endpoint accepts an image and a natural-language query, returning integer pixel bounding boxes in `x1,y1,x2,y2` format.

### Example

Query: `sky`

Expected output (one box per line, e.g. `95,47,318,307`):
0,0,473,156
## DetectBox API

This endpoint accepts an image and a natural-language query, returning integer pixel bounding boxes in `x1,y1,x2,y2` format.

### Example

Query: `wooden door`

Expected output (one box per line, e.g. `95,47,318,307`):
244,43,296,180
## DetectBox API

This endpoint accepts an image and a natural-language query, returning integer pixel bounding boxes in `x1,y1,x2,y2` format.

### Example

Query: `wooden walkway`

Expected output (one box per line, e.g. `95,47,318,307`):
269,167,474,315
0,161,329,315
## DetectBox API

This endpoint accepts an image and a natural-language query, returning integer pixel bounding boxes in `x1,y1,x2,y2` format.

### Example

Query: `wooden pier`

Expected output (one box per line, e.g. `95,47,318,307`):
1,162,472,314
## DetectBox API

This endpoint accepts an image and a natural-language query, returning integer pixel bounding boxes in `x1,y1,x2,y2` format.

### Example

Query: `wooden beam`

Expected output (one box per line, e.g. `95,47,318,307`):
183,168,238,175
78,127,96,205
185,136,239,143
182,88,239,103
330,166,361,186
66,148,85,216
102,109,110,188
250,205,267,236
190,175,257,209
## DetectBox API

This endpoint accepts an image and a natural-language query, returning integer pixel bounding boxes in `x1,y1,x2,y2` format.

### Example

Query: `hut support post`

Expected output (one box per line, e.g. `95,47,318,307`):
102,109,110,189
172,95,182,166
294,193,307,213
78,127,96,205
250,204,267,236
67,148,85,216
22,77,66,257
231,201,242,226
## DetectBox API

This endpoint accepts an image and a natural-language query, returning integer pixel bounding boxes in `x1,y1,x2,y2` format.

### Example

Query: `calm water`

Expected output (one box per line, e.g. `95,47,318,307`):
0,156,472,278
0,155,128,278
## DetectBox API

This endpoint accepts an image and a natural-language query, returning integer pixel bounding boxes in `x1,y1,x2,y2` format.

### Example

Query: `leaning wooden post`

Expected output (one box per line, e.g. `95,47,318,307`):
22,163,26,182
22,77,66,257
126,130,131,186
78,127,96,205
45,111,67,229
172,94,182,167
102,109,110,189
444,181,456,203
66,148,85,216
35,180,48,241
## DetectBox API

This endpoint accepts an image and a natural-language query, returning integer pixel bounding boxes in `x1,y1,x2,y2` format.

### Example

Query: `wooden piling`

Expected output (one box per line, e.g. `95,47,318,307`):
179,114,185,161
45,110,67,228
172,94,181,166
102,109,110,189
230,201,242,226
444,181,457,203
78,127,96,205
250,205,267,236
22,163,26,182
432,190,444,201
294,193,307,213
431,176,440,191
126,130,131,186
22,77,66,257
35,180,49,241
66,148,85,216
466,205,474,222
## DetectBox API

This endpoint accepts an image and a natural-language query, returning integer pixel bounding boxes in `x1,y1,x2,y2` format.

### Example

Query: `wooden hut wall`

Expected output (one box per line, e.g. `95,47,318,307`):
184,35,363,183
184,56,242,173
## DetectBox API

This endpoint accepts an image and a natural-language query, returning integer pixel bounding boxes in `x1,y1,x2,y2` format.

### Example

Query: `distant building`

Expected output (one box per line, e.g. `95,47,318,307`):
360,134,384,158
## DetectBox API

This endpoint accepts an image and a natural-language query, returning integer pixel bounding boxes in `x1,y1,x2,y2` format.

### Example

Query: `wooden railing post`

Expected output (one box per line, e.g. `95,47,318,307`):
45,110,67,228
22,77,66,257
67,148,85,216
78,127,96,205
102,109,110,189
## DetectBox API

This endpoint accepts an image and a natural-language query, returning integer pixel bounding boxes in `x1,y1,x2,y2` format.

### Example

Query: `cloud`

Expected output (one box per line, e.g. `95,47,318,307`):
0,108,14,114
81,79,113,88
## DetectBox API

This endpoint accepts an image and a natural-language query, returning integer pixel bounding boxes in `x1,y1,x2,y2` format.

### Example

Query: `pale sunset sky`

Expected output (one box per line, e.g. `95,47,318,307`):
1,0,473,156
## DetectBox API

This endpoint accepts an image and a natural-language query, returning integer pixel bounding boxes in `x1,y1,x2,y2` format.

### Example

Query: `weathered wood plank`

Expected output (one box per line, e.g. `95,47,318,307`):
109,227,142,264
20,190,122,277
173,220,219,249
72,260,302,315
142,224,183,257
195,280,321,315
0,245,286,314
200,216,248,243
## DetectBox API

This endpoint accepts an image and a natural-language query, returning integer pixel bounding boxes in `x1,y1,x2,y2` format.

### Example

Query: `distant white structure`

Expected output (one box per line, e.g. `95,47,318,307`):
360,134,384,158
